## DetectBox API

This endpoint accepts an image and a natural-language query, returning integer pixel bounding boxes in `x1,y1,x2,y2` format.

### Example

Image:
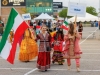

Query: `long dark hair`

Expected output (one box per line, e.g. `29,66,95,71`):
68,23,74,36
54,28,64,40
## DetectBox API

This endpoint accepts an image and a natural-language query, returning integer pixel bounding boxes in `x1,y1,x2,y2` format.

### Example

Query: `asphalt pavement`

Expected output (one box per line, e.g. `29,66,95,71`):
0,27,100,75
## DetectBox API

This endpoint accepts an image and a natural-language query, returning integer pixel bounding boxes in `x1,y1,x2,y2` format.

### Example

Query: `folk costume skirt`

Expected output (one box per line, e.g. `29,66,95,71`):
19,38,38,62
37,52,50,71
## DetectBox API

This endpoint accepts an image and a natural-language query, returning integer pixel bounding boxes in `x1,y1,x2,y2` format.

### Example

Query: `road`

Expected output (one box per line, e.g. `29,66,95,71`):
0,27,100,75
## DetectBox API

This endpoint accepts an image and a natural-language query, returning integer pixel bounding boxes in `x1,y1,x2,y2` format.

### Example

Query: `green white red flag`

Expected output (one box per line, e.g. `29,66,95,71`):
61,20,69,30
0,8,29,64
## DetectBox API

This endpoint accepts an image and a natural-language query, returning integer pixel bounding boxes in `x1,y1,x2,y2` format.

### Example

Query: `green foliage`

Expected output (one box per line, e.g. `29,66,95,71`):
86,6,98,16
59,9,67,19
59,8,72,19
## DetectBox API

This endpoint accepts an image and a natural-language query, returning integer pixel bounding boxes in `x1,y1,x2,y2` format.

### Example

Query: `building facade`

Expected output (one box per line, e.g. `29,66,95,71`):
0,0,53,23
26,0,53,14
1,0,26,23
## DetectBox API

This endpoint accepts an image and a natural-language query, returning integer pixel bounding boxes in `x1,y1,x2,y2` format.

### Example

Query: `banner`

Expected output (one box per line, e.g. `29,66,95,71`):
1,0,26,6
22,13,31,21
67,2,86,17
53,2,63,8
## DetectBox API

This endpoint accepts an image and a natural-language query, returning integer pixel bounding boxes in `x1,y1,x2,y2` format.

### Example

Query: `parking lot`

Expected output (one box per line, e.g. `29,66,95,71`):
0,27,100,75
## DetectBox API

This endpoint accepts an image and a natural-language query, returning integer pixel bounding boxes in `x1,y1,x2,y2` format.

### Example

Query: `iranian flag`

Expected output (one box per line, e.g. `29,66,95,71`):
61,21,69,30
0,8,29,64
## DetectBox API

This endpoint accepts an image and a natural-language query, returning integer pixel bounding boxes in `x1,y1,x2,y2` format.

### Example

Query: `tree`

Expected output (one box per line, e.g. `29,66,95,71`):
59,8,72,19
59,9,67,19
86,6,97,16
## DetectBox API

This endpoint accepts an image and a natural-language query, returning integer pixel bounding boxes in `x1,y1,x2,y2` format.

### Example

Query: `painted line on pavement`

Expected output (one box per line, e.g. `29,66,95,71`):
81,59,100,61
0,68,100,72
83,53,100,54
81,45,100,46
82,49,100,50
0,58,100,62
0,58,37,61
0,68,33,70
49,69,100,72
24,68,38,75
79,28,98,44
81,43,100,45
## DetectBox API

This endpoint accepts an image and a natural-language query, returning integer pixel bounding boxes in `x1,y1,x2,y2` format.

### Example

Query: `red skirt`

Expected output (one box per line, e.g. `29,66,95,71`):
37,52,50,70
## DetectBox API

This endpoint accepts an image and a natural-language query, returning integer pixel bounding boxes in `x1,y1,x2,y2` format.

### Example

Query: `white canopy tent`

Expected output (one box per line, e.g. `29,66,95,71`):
68,13,98,22
44,13,54,19
34,13,54,20
34,13,45,20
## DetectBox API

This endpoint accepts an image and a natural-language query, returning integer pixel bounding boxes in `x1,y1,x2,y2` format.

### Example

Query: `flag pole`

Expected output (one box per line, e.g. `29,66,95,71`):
74,15,77,31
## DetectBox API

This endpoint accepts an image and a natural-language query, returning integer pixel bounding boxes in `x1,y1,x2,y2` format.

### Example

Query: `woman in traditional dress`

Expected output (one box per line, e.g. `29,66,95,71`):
19,28,38,62
52,28,64,65
36,25,52,72
63,23,82,72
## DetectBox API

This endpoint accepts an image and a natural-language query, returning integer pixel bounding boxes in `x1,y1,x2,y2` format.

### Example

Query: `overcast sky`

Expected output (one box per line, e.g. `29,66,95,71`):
53,0,100,12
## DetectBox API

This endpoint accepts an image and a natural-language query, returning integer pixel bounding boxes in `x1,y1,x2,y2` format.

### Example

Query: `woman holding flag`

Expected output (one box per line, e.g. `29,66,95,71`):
63,23,82,72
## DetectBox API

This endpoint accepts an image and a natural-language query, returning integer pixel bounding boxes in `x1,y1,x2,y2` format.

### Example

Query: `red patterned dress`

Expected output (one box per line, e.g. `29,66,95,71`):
52,33,64,65
36,32,51,71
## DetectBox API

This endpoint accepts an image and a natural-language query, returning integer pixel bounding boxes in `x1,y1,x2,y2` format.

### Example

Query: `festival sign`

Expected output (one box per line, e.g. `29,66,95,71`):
67,2,86,17
22,13,31,21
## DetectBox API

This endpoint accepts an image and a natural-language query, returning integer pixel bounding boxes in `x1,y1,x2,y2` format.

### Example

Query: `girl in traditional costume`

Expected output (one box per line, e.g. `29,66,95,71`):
63,23,82,72
52,28,64,65
36,25,52,72
19,28,38,62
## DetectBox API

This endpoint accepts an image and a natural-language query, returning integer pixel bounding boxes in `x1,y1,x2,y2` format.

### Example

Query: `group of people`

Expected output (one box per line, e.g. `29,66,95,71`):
17,22,82,72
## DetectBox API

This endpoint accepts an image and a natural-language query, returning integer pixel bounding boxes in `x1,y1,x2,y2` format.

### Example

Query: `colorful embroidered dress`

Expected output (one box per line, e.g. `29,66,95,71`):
19,29,38,62
52,33,65,65
63,33,82,59
37,32,51,71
